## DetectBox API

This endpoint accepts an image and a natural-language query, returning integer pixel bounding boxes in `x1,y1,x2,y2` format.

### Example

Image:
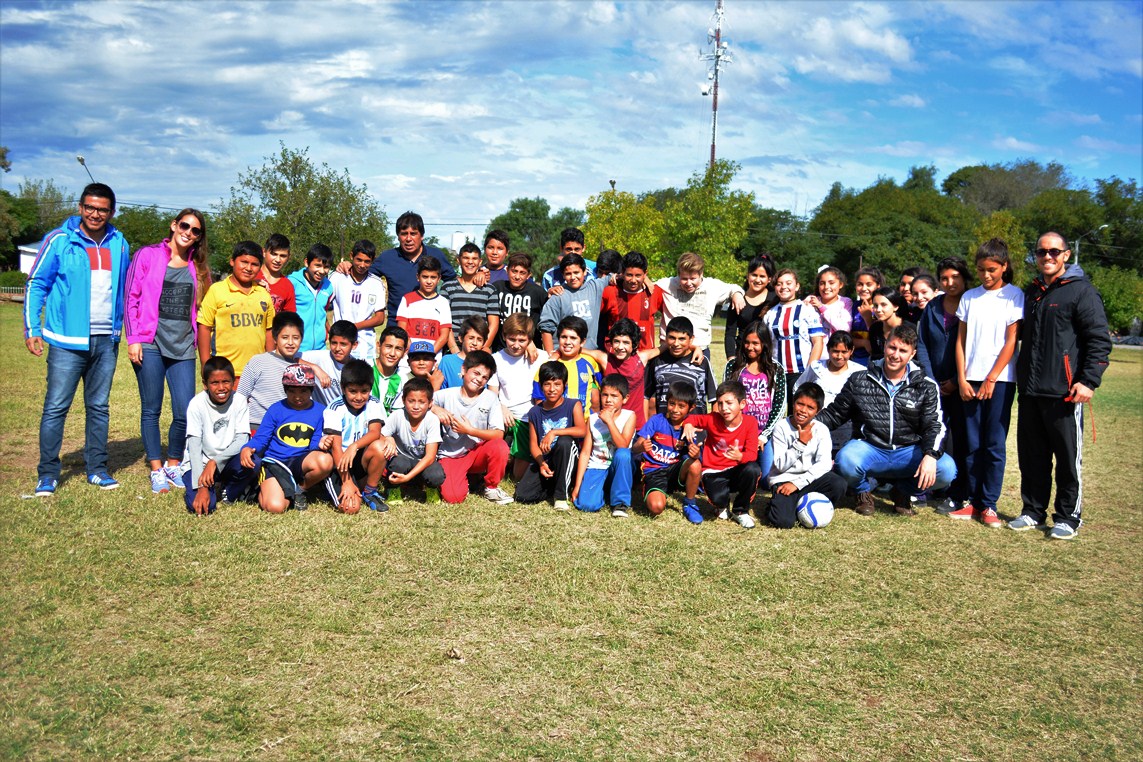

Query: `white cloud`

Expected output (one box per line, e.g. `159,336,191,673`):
993,136,1042,152
889,94,926,108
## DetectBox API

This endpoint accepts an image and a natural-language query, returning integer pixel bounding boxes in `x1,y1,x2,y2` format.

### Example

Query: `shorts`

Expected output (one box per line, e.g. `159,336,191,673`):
508,418,531,459
643,461,686,498
261,454,310,500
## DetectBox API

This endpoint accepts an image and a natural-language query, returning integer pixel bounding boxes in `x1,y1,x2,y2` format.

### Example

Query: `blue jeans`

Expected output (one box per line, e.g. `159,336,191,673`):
39,336,119,480
574,447,633,512
133,348,196,463
834,439,956,495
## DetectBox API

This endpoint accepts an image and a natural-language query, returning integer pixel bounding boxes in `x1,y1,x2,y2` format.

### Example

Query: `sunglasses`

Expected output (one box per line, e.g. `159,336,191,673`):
1034,248,1067,258
177,220,203,237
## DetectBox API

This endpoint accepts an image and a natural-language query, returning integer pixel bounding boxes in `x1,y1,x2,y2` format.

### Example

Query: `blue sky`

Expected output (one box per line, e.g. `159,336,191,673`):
1,0,1140,245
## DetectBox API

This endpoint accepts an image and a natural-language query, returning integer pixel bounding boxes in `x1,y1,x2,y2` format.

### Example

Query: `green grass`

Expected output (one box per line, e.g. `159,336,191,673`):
1,301,1140,760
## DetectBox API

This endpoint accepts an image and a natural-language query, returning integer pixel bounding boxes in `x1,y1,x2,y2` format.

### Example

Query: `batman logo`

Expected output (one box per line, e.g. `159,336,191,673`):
276,422,315,448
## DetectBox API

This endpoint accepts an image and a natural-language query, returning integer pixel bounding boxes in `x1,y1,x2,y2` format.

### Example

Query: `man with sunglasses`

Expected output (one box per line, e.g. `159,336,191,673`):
24,183,130,496
1011,232,1110,540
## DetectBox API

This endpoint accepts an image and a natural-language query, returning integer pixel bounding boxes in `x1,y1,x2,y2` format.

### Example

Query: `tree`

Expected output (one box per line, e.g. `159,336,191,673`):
0,146,10,173
659,159,755,281
212,143,391,273
1017,189,1104,262
485,197,584,273
582,189,665,257
970,210,1034,284
112,206,175,253
941,159,1071,215
1093,177,1143,275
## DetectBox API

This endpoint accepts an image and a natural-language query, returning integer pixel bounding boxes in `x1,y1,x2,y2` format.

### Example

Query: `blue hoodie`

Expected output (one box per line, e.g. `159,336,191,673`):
24,215,130,350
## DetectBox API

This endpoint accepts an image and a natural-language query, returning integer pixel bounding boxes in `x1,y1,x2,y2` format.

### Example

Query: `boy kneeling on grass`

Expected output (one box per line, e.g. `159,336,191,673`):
379,376,446,507
766,382,848,529
239,364,333,513
681,380,762,528
573,373,636,517
632,381,702,522
320,359,389,514
181,356,255,515
515,361,586,510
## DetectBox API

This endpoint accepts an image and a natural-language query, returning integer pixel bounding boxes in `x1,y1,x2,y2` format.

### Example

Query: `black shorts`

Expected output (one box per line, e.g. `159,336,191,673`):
261,454,310,499
643,461,686,498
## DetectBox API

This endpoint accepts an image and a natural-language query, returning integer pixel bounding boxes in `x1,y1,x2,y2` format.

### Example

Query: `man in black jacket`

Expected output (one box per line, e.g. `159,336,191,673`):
817,325,956,517
1010,232,1111,540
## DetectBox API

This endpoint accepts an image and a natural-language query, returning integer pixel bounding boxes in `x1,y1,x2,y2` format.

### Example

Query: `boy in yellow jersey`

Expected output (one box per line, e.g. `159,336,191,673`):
533,315,600,416
197,241,275,379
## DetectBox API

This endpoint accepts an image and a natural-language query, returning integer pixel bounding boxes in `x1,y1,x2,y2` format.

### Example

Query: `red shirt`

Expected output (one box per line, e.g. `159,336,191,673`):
263,276,296,315
686,413,759,473
606,353,646,429
602,285,661,350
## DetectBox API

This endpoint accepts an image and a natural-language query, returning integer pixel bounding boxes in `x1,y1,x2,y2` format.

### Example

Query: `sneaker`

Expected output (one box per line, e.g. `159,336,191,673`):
35,477,57,497
362,489,389,513
682,501,703,524
734,512,756,529
979,508,1003,528
483,486,514,505
293,491,308,511
149,469,170,494
611,507,629,518
948,504,979,521
1008,514,1046,532
425,487,442,505
386,487,405,506
854,491,875,516
892,489,916,517
163,465,185,488
1049,522,1079,540
934,496,960,515
88,473,119,490
716,508,729,521
553,499,571,511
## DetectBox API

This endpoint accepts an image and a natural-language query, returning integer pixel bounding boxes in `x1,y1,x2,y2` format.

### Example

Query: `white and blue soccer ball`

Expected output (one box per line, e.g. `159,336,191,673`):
796,492,835,528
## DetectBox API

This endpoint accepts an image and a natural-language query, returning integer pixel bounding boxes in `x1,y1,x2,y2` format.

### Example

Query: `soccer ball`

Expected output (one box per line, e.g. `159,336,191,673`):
796,492,834,528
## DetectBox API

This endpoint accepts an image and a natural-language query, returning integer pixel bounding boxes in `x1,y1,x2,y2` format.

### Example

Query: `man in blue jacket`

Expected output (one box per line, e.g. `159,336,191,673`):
24,183,130,495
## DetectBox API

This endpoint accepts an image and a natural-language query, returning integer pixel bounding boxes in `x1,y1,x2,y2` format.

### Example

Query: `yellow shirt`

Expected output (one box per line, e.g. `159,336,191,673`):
197,277,275,376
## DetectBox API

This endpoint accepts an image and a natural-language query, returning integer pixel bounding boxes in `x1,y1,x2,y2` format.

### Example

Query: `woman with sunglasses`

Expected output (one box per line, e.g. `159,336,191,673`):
124,208,213,494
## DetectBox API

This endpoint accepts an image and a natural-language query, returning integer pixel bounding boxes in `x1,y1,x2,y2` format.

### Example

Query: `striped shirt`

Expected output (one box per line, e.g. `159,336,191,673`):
644,353,718,415
764,300,825,374
440,279,499,336
237,351,296,428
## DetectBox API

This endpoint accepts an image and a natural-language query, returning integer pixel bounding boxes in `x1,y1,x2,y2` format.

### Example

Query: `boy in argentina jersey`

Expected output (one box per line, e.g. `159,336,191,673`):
329,240,387,363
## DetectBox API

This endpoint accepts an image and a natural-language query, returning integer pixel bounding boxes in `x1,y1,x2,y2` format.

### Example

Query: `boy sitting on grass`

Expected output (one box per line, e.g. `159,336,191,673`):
766,382,848,529
644,316,717,420
432,350,513,505
536,315,601,417
380,377,445,507
239,364,333,513
320,359,388,515
303,319,358,407
490,313,549,480
372,326,409,416
573,373,636,517
515,361,586,510
633,381,702,522
181,356,254,515
438,316,489,389
681,380,761,528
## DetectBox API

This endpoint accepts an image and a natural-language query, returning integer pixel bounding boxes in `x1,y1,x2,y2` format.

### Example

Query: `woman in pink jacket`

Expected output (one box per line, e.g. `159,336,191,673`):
124,208,212,494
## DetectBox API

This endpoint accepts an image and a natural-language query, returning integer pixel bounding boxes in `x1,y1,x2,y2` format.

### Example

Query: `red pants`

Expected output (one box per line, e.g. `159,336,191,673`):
440,439,509,504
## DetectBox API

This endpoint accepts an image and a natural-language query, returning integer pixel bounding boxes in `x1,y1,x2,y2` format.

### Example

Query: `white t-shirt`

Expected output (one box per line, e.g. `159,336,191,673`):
653,275,743,349
329,271,387,362
322,398,385,449
184,391,250,457
796,359,860,409
493,348,550,418
301,348,345,407
381,410,443,461
955,283,1024,382
586,409,634,469
433,387,504,458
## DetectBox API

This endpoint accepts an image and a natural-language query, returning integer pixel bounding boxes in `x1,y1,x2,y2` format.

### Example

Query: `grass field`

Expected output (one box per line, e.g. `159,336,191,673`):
1,300,1140,761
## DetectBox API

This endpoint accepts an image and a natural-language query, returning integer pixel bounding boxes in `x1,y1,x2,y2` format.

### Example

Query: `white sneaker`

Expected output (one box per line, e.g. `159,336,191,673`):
483,487,513,505
611,508,629,518
717,508,730,521
553,499,571,511
734,513,756,529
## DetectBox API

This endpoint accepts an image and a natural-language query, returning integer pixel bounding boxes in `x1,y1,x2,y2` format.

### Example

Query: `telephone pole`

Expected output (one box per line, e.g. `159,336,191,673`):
700,0,732,171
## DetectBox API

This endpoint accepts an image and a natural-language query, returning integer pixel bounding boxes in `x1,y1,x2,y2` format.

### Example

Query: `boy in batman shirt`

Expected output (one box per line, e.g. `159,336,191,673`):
240,364,333,513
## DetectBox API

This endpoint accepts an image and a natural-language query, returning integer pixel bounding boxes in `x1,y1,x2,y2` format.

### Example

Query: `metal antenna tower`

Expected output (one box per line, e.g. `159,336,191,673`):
700,0,732,171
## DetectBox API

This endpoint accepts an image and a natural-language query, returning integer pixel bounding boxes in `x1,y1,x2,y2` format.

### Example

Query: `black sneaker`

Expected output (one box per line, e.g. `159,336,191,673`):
293,491,308,511
362,490,389,512
934,496,960,515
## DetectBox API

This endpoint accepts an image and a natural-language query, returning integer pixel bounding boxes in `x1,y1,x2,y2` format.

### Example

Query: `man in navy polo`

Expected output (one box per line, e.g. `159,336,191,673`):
368,211,457,321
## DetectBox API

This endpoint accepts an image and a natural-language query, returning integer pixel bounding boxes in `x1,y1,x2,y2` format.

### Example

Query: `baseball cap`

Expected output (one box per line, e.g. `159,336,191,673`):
282,363,316,387
407,340,435,356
